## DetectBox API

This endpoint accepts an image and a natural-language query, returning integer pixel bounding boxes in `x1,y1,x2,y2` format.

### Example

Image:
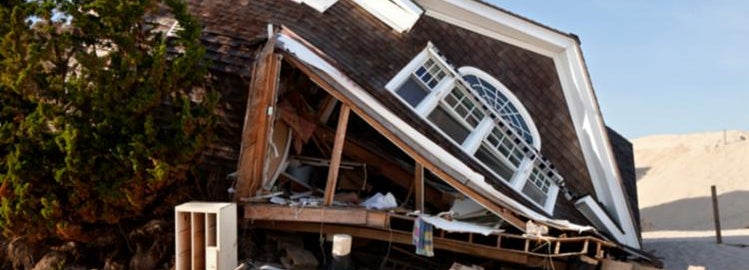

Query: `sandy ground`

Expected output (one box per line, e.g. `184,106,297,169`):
635,131,749,269
643,230,749,270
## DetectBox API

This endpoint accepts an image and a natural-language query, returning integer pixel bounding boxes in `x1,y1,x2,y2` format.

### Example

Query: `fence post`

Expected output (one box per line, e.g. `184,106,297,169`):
711,185,722,244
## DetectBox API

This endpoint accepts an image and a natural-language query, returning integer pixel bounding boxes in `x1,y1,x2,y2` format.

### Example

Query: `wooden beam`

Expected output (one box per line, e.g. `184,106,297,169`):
244,204,388,228
235,40,282,199
415,163,424,213
314,127,450,209
250,221,532,266
317,95,338,123
280,52,527,231
323,105,351,206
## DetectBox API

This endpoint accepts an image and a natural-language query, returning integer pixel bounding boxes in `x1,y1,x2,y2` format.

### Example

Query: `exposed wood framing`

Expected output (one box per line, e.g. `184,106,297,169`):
251,220,567,269
314,127,451,209
245,204,612,265
317,95,338,123
280,51,527,230
415,163,424,212
235,40,283,199
323,105,351,206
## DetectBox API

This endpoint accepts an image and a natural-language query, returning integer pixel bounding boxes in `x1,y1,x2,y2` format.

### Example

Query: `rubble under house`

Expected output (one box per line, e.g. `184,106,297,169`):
182,0,662,269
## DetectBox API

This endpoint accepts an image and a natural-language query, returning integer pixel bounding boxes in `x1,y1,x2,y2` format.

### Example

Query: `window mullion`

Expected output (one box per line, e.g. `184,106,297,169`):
462,117,493,154
415,77,454,117
511,158,533,190
544,184,560,212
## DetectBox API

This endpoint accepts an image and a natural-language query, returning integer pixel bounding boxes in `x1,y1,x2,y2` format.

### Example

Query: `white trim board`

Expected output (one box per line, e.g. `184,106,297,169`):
413,0,640,249
289,0,339,13
351,0,423,33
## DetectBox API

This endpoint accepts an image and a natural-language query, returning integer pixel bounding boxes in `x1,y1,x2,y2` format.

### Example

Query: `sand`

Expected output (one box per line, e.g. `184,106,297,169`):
634,130,749,269
643,229,749,270
634,130,749,231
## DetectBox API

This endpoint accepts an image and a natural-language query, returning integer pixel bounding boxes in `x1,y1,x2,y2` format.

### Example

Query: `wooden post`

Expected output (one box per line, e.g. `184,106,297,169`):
235,40,282,199
414,163,424,213
711,185,723,244
323,105,351,206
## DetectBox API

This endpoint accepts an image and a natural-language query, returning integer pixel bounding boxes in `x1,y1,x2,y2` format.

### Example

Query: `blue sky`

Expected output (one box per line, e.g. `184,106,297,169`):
489,0,749,139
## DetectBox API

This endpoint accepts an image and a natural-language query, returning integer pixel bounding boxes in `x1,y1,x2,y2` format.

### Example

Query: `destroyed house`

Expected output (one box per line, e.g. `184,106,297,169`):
186,0,659,268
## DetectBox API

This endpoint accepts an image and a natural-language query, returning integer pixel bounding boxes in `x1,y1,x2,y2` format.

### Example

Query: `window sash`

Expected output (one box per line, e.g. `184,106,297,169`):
427,105,471,143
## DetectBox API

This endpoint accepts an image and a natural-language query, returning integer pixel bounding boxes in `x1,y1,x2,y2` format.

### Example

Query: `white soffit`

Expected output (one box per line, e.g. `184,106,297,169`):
351,0,424,33
413,0,640,249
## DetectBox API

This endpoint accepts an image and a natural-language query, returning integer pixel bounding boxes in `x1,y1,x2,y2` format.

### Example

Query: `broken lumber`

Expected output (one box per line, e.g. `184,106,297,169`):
235,39,282,199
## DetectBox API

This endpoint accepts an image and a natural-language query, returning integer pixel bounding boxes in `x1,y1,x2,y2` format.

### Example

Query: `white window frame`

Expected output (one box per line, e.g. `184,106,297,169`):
386,45,560,214
288,0,338,13
458,66,541,150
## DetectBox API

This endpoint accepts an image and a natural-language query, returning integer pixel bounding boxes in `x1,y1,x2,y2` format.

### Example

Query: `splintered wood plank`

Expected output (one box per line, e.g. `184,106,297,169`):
323,104,351,206
236,40,283,199
243,204,388,227
415,163,424,212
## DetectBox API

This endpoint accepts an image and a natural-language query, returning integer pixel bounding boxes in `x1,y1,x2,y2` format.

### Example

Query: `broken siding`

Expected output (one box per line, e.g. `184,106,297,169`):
187,0,593,224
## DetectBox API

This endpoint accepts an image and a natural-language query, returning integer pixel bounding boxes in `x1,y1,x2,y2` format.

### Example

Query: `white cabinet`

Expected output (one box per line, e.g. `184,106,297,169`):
175,202,237,270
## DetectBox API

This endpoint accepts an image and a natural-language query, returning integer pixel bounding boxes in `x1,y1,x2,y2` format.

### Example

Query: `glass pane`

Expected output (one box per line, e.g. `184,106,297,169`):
427,79,438,88
444,94,458,107
522,181,547,206
396,77,429,107
427,106,470,143
474,145,514,181
415,67,427,77
464,75,479,86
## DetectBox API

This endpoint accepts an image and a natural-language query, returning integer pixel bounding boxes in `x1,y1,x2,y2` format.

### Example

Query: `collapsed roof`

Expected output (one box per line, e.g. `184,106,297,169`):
182,0,658,267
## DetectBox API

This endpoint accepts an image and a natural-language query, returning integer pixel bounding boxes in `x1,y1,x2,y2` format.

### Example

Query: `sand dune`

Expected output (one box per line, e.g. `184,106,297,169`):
635,130,749,231
635,131,749,269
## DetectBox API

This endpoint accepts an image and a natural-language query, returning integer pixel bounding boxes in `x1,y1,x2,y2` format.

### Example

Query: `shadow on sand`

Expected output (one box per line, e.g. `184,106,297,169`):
635,167,651,182
640,190,749,231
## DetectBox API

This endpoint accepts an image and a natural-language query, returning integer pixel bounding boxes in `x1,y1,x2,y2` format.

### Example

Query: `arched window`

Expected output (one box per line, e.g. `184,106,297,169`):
459,67,540,150
385,46,560,213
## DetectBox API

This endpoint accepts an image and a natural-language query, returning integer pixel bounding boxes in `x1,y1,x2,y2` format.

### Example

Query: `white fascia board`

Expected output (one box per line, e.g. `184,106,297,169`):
555,47,641,249
294,0,338,13
276,32,595,234
352,0,424,33
415,0,573,57
414,0,640,248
